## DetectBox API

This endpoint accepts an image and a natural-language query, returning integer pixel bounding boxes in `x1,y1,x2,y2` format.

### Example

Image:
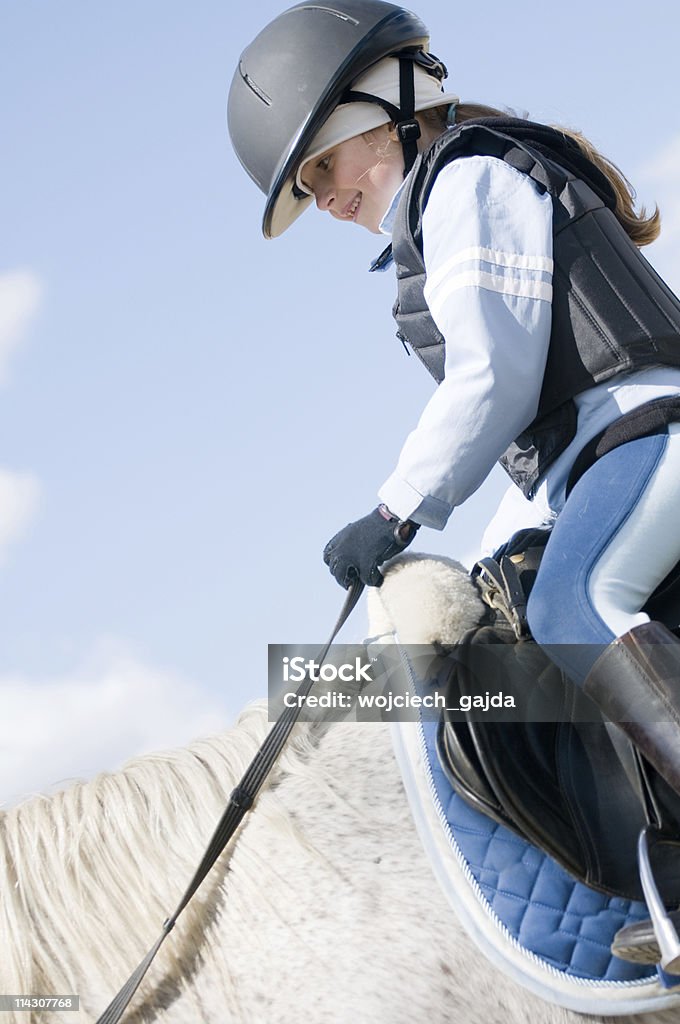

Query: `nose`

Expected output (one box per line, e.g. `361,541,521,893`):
315,185,335,213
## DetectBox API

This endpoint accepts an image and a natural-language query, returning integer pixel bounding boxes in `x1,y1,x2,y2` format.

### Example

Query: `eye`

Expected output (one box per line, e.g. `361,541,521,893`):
317,154,332,172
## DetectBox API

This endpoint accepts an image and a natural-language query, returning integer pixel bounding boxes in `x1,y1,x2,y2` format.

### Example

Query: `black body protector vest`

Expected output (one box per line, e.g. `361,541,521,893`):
389,118,680,496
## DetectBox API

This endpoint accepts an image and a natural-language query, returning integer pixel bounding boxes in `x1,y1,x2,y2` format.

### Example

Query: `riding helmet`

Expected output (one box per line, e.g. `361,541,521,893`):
228,1,454,238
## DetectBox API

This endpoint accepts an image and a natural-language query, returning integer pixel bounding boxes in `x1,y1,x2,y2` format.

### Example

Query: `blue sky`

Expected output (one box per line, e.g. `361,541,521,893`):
1,0,678,805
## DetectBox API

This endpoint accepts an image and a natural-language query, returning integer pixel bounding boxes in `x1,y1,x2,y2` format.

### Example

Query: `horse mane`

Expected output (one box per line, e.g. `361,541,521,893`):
0,701,324,1016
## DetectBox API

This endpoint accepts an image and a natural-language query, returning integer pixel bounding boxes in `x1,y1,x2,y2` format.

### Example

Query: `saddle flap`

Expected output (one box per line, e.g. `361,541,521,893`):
441,627,680,902
435,716,511,829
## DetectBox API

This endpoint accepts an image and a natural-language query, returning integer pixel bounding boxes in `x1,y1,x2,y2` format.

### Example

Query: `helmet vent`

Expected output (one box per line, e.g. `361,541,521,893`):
239,62,272,106
298,6,360,25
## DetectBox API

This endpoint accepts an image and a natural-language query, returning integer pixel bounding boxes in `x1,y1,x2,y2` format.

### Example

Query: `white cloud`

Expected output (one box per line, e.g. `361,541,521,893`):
0,650,229,808
0,469,41,565
0,269,43,385
637,134,680,291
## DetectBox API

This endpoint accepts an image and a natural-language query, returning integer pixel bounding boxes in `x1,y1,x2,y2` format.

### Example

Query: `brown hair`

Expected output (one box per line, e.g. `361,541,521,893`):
420,102,660,247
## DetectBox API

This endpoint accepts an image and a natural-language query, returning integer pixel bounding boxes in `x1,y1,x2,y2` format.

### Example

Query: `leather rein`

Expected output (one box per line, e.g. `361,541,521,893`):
95,581,364,1024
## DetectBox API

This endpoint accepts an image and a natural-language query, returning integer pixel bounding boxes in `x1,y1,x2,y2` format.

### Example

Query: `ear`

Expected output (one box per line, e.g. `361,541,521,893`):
387,122,399,142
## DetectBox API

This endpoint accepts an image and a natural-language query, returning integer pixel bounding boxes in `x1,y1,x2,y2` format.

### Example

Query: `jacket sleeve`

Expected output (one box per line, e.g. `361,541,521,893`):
378,154,554,529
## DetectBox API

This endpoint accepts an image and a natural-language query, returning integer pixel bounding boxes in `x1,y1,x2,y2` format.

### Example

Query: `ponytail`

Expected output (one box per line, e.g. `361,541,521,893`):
424,101,661,247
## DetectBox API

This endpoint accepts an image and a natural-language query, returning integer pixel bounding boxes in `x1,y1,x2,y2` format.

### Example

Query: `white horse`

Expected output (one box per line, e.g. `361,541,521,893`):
0,557,676,1024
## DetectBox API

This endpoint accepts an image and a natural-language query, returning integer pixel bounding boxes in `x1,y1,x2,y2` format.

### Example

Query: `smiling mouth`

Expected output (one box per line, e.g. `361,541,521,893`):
343,193,361,220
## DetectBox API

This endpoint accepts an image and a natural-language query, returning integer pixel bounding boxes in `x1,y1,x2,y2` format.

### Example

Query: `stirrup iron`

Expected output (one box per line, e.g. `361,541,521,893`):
638,825,680,974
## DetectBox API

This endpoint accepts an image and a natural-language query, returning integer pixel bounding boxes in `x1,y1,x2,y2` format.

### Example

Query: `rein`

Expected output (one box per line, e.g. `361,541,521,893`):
95,580,364,1024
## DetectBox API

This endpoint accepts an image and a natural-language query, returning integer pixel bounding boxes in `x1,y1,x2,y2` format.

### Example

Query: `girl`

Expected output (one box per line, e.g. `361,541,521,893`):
229,0,680,953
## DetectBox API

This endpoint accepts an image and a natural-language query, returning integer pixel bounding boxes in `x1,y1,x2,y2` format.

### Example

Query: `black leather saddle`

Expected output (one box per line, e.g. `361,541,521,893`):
436,531,680,903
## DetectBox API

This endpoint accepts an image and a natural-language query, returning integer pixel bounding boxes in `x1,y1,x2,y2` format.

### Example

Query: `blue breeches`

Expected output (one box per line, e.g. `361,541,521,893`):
527,425,680,684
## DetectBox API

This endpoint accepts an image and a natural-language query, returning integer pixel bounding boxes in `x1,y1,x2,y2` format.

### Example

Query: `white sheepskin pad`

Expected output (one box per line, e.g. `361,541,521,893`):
366,553,487,647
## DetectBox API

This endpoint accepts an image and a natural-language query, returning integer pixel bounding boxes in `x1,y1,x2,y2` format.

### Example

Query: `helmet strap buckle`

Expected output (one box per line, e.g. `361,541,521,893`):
396,119,421,144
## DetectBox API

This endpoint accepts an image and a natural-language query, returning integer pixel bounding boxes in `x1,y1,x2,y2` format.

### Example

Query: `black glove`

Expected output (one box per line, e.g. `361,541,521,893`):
323,504,419,588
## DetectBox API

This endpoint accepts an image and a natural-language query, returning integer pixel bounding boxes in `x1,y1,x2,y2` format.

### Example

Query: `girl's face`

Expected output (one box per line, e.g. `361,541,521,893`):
300,126,404,234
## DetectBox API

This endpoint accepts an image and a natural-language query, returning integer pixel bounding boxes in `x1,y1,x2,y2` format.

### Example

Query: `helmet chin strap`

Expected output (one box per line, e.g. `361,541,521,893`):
341,54,421,177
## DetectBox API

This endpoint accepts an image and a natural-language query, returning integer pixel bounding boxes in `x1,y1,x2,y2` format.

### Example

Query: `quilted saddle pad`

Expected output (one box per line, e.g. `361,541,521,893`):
379,639,680,1017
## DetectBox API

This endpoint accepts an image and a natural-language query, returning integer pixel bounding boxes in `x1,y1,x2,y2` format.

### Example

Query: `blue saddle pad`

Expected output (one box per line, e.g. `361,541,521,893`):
390,711,680,1016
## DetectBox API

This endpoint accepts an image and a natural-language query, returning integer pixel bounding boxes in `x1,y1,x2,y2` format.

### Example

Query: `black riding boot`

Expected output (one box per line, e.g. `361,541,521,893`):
583,620,680,797
587,623,680,972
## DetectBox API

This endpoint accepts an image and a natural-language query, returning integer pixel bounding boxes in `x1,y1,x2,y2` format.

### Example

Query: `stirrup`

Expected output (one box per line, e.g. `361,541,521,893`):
636,825,680,974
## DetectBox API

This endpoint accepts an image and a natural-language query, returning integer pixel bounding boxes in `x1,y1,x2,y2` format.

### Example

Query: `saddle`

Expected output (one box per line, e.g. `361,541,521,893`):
436,529,680,904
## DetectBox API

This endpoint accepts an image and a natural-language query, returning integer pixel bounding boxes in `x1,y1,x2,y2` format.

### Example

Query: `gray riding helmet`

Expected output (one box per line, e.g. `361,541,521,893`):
228,1,441,239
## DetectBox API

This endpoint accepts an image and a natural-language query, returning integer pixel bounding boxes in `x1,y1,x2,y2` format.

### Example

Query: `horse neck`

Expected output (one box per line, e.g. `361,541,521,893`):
0,702,315,1007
